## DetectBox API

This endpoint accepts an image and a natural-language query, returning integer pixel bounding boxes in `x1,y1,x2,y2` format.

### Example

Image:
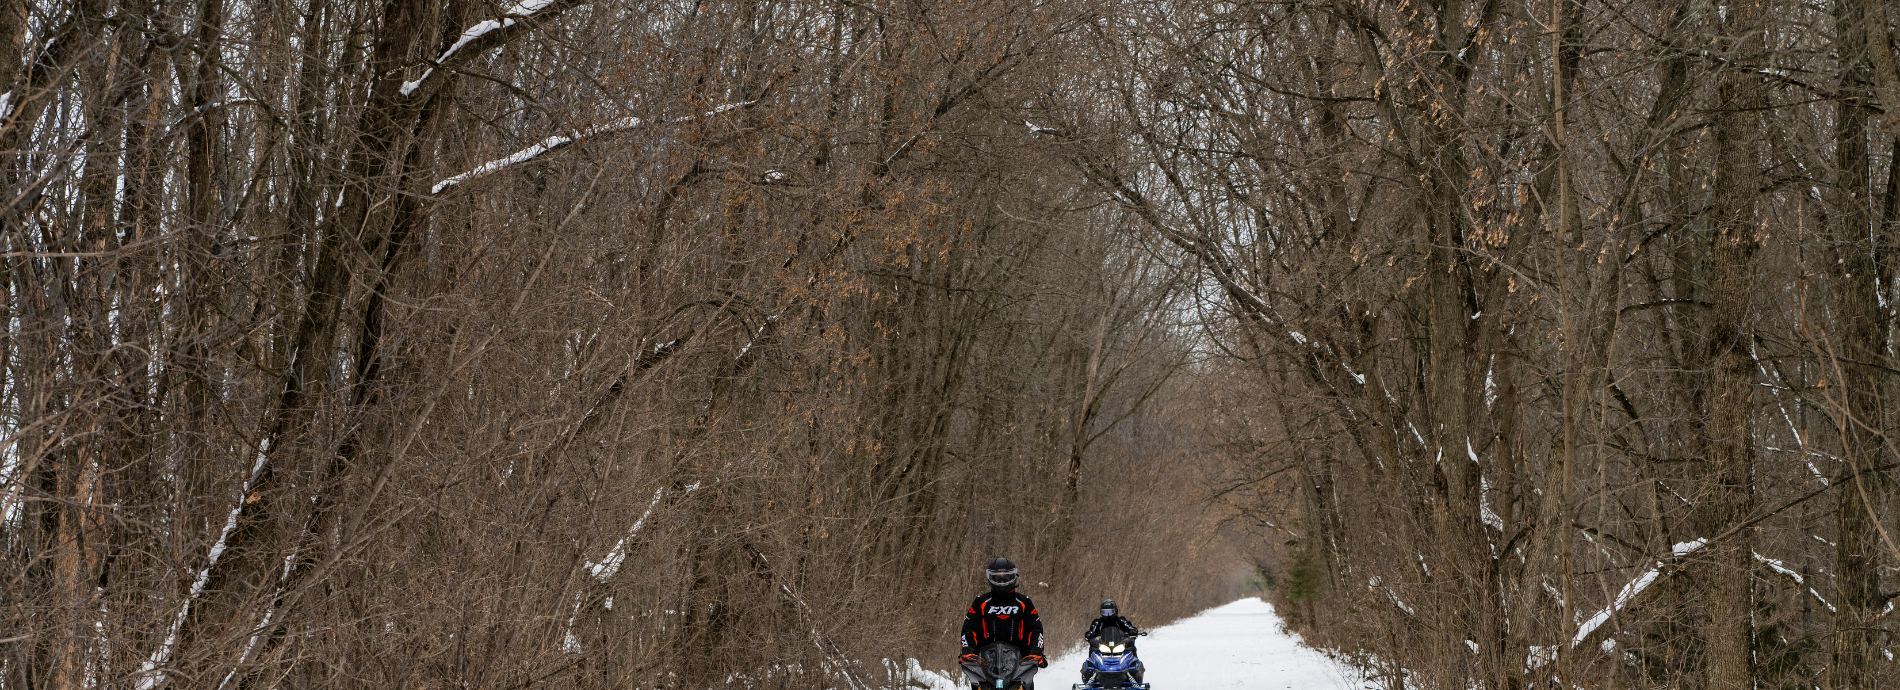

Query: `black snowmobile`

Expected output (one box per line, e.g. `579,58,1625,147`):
961,642,1041,690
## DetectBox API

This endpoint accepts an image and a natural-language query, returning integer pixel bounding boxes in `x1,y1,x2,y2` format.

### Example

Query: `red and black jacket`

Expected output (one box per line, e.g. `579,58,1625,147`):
960,590,1044,656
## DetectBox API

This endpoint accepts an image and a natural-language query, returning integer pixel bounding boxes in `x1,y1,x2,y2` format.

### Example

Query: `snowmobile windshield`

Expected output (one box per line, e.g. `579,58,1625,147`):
977,642,1029,680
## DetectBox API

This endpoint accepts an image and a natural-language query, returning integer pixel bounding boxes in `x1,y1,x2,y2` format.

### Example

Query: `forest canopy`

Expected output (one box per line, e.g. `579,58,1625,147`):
3,0,1898,689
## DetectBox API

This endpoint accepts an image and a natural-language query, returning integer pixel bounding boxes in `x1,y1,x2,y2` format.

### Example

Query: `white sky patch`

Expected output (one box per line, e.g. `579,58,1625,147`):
0,442,25,528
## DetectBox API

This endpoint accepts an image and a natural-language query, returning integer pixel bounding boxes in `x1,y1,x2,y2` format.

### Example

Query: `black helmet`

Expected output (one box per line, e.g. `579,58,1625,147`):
1101,599,1118,617
986,558,1018,591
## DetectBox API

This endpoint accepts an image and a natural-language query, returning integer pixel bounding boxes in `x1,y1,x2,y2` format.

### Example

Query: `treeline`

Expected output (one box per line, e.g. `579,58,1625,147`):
0,1,1243,689
1055,0,1900,689
16,0,1894,688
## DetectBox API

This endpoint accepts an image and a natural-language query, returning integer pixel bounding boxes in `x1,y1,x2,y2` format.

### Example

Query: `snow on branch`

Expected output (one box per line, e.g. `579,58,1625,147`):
1571,566,1659,648
136,443,276,690
402,0,565,97
563,482,703,653
1754,551,1835,612
1570,539,1708,650
1365,576,1415,616
585,484,694,581
430,102,752,195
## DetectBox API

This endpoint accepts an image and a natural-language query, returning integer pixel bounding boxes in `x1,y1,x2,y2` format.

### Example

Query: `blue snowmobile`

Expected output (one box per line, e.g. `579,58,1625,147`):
1071,627,1148,690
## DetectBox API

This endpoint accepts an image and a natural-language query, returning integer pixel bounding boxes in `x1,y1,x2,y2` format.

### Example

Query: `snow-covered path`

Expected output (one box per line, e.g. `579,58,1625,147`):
917,598,1358,690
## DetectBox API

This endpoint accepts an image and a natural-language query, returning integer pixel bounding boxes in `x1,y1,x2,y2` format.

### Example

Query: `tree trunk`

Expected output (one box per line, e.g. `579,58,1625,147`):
1829,4,1892,689
1701,4,1768,684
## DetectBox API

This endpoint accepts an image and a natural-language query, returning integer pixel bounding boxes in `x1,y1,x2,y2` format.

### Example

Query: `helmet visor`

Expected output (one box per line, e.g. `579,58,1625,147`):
987,568,1017,587
1102,608,1114,617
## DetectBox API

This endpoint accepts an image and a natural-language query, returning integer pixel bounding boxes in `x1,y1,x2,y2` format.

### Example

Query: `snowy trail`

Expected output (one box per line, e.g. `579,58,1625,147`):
918,598,1358,690
1058,598,1356,690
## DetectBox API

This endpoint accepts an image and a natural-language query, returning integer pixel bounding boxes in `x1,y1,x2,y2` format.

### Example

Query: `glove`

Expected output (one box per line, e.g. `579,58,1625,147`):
960,652,980,663
1025,654,1046,668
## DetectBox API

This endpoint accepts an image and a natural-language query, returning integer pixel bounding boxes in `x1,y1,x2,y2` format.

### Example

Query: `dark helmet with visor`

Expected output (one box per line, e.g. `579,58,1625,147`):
986,558,1018,591
1101,599,1118,617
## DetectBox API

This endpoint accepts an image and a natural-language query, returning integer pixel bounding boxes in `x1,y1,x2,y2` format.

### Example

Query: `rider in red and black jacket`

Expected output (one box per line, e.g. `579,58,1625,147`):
960,558,1046,676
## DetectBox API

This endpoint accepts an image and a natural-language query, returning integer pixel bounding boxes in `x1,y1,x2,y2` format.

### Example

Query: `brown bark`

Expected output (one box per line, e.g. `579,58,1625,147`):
1700,3,1769,684
1829,4,1892,689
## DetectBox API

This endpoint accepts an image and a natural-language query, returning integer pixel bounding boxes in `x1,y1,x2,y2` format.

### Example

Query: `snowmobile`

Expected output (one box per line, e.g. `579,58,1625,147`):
961,642,1041,690
1072,628,1148,690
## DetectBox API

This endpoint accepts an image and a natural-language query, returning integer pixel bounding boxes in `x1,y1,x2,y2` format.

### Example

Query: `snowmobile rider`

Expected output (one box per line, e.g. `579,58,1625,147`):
1081,599,1141,684
960,558,1046,690
1083,599,1139,646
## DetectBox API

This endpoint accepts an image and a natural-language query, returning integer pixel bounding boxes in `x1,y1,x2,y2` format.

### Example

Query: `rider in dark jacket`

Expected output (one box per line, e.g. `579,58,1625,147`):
960,558,1045,690
1081,599,1141,684
1084,599,1139,643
